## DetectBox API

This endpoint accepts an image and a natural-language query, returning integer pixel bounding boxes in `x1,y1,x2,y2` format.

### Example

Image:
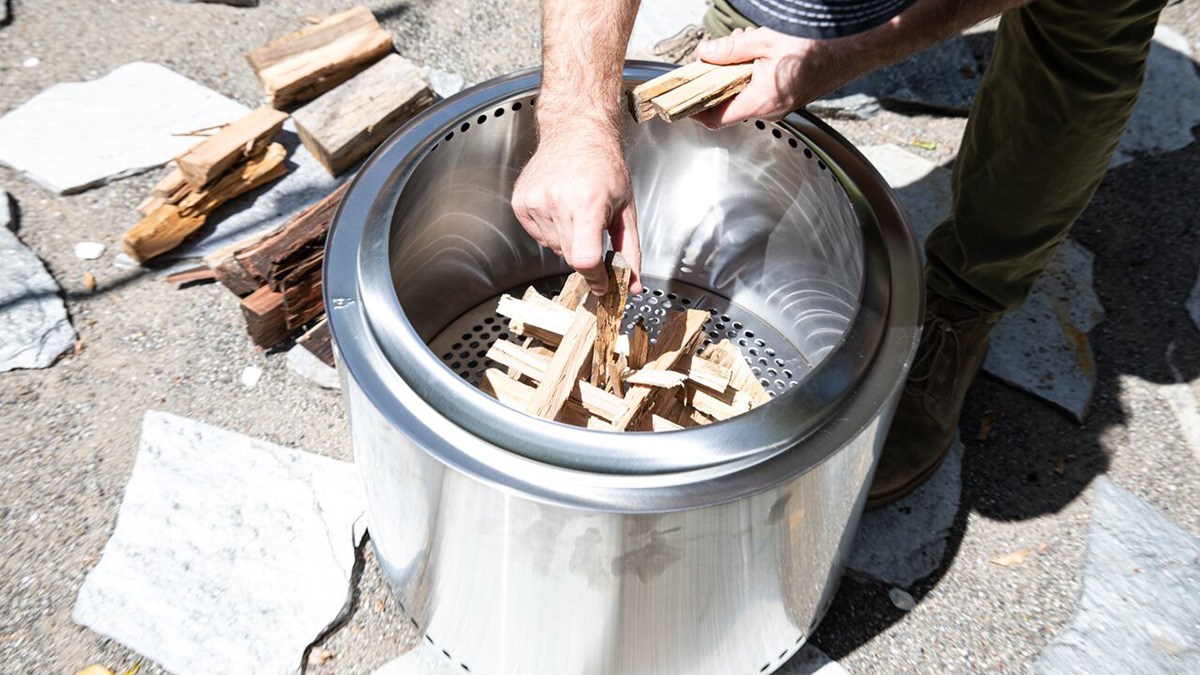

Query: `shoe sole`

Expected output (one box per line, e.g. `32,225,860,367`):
864,442,952,511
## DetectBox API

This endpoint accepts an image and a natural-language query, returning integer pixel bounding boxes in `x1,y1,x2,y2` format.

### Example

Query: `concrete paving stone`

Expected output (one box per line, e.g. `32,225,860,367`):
0,191,77,372
1187,274,1200,331
814,36,980,119
72,411,366,675
860,143,1104,420
0,62,249,194
1034,476,1200,674
165,126,348,260
985,239,1104,422
848,437,963,588
626,0,707,58
287,344,340,390
1111,25,1200,167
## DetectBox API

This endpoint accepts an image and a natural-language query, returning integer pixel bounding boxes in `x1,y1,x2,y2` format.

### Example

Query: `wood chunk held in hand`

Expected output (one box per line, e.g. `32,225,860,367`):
650,63,754,122
628,60,717,122
591,253,631,391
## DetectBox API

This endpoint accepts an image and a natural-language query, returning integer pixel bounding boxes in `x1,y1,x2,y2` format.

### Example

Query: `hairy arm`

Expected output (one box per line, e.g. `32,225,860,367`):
512,0,644,294
693,0,1033,127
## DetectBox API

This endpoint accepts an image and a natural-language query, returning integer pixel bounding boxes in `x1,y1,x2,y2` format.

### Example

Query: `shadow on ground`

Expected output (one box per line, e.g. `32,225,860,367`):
808,130,1200,661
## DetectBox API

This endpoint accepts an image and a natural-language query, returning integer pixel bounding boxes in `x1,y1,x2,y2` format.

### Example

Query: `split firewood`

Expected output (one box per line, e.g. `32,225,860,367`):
246,6,394,107
496,290,575,341
628,316,650,370
235,182,350,289
650,415,683,431
297,319,334,367
240,286,290,349
591,253,631,391
681,354,733,392
630,62,753,123
137,166,189,215
293,53,435,175
166,265,217,287
613,308,709,430
702,339,771,407
175,107,289,188
123,143,288,262
553,273,591,309
525,298,599,420
624,368,688,388
627,60,717,122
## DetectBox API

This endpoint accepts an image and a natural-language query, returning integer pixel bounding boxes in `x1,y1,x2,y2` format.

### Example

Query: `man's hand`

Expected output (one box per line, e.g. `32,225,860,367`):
690,27,831,129
512,119,642,295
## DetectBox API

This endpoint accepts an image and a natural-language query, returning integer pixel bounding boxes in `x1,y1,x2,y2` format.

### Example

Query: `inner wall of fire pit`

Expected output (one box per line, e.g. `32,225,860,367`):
388,95,865,394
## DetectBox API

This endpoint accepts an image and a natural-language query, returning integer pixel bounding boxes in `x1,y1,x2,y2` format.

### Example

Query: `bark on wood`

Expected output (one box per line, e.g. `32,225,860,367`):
175,107,289,188
123,143,288,262
240,286,290,348
246,6,394,107
281,275,323,330
649,63,753,122
235,182,349,289
628,60,717,122
166,266,217,286
293,53,434,175
297,319,334,367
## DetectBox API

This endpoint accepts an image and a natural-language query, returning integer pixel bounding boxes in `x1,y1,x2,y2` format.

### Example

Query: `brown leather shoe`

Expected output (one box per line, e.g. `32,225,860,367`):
866,293,998,509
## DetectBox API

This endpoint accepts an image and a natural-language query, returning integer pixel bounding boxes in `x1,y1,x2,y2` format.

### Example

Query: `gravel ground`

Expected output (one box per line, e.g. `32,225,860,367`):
1,1,1198,674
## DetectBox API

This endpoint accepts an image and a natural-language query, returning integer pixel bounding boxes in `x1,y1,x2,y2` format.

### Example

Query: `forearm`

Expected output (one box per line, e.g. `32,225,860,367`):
816,0,1031,86
538,0,641,137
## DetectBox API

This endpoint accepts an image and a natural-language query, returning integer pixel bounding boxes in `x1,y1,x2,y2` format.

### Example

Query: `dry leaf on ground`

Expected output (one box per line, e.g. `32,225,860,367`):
990,547,1035,566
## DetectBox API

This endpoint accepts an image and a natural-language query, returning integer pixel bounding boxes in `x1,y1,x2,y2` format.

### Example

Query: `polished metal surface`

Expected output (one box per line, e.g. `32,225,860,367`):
326,63,923,675
428,274,812,395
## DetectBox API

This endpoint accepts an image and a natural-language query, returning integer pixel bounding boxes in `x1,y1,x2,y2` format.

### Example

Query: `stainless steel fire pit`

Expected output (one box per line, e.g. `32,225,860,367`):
325,63,922,675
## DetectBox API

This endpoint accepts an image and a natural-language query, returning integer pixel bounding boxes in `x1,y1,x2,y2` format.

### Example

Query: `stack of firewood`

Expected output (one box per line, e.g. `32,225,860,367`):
124,107,290,263
480,254,771,431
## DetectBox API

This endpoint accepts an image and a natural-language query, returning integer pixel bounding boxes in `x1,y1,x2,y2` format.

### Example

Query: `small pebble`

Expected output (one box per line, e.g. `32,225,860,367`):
240,366,262,389
83,272,96,292
888,587,916,611
23,57,40,68
74,241,106,260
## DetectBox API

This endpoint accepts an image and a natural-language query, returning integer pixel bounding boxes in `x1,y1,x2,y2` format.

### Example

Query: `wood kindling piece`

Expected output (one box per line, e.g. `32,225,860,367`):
123,142,289,262
175,107,289,188
496,291,576,338
553,273,591,310
613,308,710,430
702,339,771,406
246,5,394,107
624,368,687,388
297,319,334,367
630,62,754,124
590,253,631,392
627,60,717,122
240,286,290,349
524,297,599,421
293,53,435,176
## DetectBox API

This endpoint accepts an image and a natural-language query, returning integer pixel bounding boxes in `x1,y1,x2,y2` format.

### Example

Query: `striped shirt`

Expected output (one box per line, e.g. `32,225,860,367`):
729,0,917,38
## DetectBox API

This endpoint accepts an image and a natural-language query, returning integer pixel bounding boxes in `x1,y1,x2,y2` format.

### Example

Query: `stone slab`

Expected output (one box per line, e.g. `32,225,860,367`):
813,36,981,119
0,62,249,194
1111,26,1200,167
287,344,340,390
1,191,77,371
848,438,963,588
1034,477,1200,673
72,411,366,675
860,143,1104,421
164,126,348,260
984,239,1104,421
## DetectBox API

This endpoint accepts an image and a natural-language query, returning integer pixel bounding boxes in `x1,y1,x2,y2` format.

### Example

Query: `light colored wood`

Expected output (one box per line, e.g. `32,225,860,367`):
246,6,394,107
628,317,650,370
124,143,288,262
629,60,717,122
496,291,576,337
650,63,754,122
614,308,709,430
625,369,687,388
138,167,189,215
481,369,603,426
650,415,683,432
682,354,733,392
554,273,591,309
525,298,598,420
486,340,627,421
175,107,289,188
687,385,752,421
293,53,434,176
702,339,772,406
591,253,631,391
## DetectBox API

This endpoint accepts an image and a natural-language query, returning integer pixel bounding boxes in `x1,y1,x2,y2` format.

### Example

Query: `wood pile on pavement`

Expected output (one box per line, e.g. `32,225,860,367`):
480,254,770,431
141,6,439,357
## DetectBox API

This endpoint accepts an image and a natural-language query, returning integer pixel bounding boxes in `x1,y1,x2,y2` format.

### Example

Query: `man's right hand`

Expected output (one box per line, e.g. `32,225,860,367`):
511,117,643,295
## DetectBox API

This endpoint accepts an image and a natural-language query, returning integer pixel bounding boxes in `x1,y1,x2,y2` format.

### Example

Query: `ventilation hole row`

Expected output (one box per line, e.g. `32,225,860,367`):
436,101,529,146
753,120,828,172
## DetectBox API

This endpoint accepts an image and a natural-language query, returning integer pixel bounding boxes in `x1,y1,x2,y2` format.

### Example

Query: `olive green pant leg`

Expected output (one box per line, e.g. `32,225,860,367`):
703,0,757,37
925,0,1167,317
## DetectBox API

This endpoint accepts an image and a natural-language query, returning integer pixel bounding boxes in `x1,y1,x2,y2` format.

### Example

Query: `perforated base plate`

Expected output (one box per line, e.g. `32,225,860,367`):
427,274,812,398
